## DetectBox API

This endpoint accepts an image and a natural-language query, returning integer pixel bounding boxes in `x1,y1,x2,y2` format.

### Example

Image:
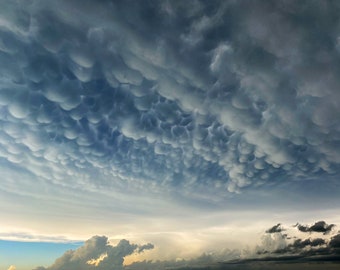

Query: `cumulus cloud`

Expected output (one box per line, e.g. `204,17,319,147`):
255,220,340,263
0,0,339,201
31,222,340,270
124,221,340,269
33,236,153,270
7,266,16,270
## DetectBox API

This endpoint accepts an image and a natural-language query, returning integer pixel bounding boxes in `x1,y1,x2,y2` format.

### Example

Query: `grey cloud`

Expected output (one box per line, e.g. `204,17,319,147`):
137,243,154,253
255,220,340,265
248,221,340,267
256,232,287,255
0,0,340,202
33,236,154,270
274,238,327,253
266,223,284,234
296,221,335,234
329,234,340,249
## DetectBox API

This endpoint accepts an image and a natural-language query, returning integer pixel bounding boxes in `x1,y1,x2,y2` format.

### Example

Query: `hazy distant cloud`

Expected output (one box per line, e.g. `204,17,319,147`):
7,266,16,270
296,221,335,234
126,254,214,270
0,232,81,243
34,236,154,270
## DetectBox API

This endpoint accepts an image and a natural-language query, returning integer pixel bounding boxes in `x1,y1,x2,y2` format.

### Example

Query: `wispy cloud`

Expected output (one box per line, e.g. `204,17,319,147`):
0,231,82,243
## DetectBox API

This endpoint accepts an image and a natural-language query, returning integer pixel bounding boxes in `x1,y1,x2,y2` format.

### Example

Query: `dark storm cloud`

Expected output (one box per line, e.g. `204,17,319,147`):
1,0,340,199
268,238,327,255
329,233,340,249
296,221,335,234
266,223,284,234
292,238,326,248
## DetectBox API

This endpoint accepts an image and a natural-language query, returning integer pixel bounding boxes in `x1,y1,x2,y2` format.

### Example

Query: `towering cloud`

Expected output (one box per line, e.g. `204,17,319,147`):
33,236,153,270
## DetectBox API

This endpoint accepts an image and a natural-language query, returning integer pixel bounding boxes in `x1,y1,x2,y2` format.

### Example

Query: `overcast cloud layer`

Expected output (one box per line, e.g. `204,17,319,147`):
1,0,340,269
1,0,340,198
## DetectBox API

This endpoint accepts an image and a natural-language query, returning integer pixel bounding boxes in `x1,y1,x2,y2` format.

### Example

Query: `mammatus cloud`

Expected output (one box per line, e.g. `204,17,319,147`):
0,0,340,203
33,236,153,270
295,221,335,234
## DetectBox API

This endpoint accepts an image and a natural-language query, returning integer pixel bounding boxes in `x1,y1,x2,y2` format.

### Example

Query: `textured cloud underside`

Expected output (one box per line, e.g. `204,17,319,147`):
1,0,340,198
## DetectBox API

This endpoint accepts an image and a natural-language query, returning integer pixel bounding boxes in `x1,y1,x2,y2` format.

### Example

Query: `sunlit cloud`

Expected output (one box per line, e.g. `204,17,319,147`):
87,253,108,267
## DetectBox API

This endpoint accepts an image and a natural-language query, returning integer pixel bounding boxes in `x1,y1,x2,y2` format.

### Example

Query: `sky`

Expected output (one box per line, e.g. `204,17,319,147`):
0,0,340,269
